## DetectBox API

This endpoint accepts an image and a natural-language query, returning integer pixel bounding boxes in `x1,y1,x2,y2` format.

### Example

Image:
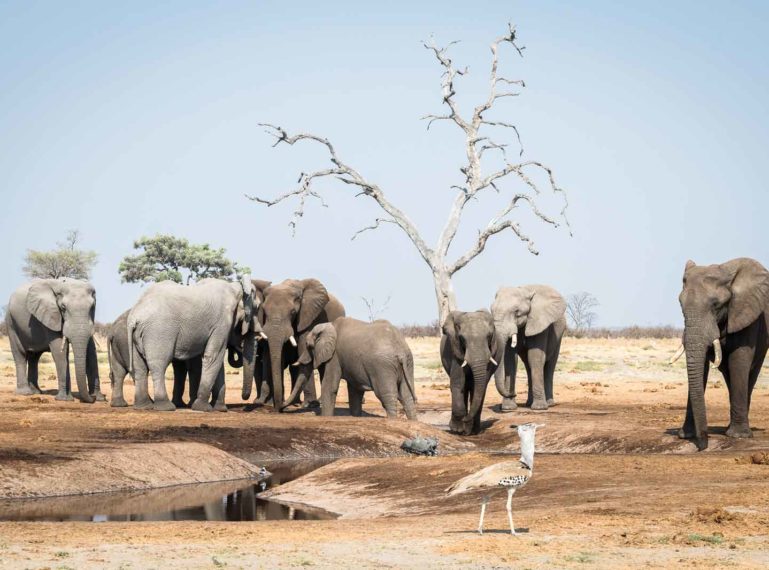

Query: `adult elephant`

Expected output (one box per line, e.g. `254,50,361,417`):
672,258,769,451
294,317,418,419
5,278,104,403
490,285,567,411
108,310,250,408
127,276,260,411
441,310,500,435
242,278,345,411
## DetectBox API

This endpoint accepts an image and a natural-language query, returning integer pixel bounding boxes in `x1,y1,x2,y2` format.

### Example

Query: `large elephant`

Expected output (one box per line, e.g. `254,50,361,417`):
127,276,260,412
673,258,769,450
294,317,417,419
242,278,345,411
107,310,249,408
441,310,500,435
5,278,104,403
490,285,567,411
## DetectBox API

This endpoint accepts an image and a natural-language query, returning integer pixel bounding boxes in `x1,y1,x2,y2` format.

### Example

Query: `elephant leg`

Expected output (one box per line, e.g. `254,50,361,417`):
256,377,271,405
519,351,534,407
171,360,189,408
110,357,129,408
26,352,42,394
398,378,418,421
287,365,302,406
449,367,468,433
725,344,754,438
86,338,106,401
348,383,365,417
191,349,225,412
747,342,767,413
132,356,154,410
8,329,32,395
211,367,228,412
188,358,202,402
680,363,710,438
544,356,558,407
526,346,548,410
49,338,74,401
149,363,175,411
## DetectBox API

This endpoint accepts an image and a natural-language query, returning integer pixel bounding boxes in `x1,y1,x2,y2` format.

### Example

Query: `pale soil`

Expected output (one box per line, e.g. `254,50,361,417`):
0,336,768,568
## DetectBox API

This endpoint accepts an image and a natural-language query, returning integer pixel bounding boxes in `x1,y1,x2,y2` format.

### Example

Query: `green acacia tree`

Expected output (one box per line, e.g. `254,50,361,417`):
23,230,98,280
119,234,250,285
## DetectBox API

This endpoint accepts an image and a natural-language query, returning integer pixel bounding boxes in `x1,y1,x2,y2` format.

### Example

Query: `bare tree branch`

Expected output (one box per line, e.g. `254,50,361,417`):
351,218,397,241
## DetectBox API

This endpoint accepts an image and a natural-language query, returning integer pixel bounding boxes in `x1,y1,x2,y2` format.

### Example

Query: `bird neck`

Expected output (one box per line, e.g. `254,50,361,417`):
519,433,536,470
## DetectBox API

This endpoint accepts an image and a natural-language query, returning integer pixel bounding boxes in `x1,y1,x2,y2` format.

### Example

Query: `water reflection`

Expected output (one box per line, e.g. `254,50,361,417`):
0,459,337,522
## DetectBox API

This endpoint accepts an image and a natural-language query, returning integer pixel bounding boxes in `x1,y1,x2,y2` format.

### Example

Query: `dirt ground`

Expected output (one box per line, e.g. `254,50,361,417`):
0,336,768,568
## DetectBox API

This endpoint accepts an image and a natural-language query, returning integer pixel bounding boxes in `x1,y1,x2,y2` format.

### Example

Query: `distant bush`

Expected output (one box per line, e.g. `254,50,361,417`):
400,321,441,337
93,321,110,338
566,326,682,339
0,319,6,337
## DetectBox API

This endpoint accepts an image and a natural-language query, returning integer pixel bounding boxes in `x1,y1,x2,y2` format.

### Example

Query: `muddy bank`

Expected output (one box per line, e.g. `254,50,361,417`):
0,442,261,499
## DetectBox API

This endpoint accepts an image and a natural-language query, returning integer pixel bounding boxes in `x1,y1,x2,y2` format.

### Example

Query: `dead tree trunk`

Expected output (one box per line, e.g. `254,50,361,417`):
248,24,570,326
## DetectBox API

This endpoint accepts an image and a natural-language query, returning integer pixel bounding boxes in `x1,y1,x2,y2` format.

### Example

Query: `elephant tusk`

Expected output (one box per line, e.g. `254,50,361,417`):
289,335,297,347
489,357,498,366
511,333,517,348
669,343,685,364
712,339,722,368
461,360,468,368
257,332,268,340
290,361,300,367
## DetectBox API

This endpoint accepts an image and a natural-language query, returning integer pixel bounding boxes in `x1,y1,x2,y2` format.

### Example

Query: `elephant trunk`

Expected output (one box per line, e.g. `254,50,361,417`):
683,314,718,450
240,332,256,401
67,321,95,403
465,359,490,433
262,323,289,411
228,347,243,368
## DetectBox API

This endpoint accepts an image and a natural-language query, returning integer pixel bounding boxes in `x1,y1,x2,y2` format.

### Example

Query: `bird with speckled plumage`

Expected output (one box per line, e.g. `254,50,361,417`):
446,423,544,535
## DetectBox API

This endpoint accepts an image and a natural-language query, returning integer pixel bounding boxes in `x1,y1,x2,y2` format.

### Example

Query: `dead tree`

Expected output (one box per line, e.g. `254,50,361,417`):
249,24,570,324
566,292,599,333
361,295,392,322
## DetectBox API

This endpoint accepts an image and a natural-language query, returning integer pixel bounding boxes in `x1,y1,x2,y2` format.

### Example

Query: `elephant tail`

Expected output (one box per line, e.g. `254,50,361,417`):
399,352,417,405
127,318,136,376
106,333,114,387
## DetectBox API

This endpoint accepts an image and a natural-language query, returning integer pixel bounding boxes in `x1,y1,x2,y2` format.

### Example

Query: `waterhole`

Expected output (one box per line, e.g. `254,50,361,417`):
0,458,337,522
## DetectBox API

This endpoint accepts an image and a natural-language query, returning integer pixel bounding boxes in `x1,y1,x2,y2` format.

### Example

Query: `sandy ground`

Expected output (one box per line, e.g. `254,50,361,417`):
0,336,768,568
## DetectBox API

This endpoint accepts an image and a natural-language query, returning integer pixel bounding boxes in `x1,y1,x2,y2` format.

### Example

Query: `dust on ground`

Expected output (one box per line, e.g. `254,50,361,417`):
0,336,768,568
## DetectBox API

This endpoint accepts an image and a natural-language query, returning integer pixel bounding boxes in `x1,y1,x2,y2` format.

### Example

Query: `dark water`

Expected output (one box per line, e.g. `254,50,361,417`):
0,458,337,522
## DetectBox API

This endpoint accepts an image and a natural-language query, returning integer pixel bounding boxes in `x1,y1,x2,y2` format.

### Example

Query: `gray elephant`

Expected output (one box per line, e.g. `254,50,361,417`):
242,278,345,411
107,310,249,408
127,276,259,412
441,310,500,435
672,258,769,450
491,285,567,411
5,278,104,403
294,317,417,419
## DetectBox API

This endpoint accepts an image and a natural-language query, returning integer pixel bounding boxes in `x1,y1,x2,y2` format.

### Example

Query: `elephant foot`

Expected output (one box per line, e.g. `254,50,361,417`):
172,399,190,409
134,398,155,410
530,400,549,411
91,391,107,402
153,399,176,412
677,426,695,439
190,399,214,412
546,398,557,407
500,397,517,412
695,435,709,451
110,397,128,408
726,424,753,439
15,386,35,396
302,399,320,410
55,391,75,402
449,418,464,434
30,386,43,395
213,402,228,412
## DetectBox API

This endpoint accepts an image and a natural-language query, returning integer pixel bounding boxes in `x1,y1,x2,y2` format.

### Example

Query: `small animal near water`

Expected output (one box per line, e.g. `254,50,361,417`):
446,423,544,535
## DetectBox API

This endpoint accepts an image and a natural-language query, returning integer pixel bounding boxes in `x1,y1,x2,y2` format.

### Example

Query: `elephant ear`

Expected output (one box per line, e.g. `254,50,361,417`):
725,258,769,333
297,279,329,332
311,323,337,367
442,311,465,360
237,275,256,336
26,281,62,331
526,286,567,337
251,279,271,325
489,320,502,364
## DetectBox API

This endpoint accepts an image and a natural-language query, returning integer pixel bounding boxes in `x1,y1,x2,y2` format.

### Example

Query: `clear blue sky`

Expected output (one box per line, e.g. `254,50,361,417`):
1,1,767,326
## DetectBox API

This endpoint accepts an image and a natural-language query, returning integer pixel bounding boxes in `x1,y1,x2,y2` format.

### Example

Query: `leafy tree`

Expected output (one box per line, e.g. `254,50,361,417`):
119,234,250,285
23,230,98,280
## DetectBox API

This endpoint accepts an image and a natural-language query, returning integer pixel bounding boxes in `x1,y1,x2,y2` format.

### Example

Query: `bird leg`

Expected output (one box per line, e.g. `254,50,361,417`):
507,488,516,536
478,496,490,535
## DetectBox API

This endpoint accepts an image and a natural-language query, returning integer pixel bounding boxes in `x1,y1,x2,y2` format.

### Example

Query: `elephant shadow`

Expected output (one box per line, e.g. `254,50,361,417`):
663,426,764,437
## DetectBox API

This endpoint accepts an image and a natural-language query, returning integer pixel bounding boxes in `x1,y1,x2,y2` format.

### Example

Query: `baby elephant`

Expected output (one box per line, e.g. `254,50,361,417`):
293,317,417,419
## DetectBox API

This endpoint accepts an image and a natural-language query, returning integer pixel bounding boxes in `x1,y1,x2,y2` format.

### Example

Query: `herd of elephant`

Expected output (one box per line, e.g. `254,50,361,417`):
5,256,769,450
